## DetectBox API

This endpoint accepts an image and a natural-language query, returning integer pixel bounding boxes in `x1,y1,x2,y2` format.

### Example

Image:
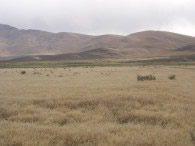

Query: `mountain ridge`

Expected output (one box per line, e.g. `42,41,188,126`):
0,24,195,60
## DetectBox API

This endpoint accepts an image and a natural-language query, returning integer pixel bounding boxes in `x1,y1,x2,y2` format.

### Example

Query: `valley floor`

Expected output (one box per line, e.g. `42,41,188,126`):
0,66,195,146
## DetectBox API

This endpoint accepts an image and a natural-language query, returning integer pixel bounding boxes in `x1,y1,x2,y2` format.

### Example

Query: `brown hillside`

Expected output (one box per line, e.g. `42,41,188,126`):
0,24,195,60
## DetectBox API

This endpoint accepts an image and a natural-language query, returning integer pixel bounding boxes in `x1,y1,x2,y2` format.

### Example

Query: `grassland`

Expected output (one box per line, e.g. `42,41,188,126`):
0,65,195,146
1,55,195,68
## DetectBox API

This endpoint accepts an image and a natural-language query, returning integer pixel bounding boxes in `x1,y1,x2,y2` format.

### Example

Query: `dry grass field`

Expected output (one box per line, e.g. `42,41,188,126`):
0,66,195,146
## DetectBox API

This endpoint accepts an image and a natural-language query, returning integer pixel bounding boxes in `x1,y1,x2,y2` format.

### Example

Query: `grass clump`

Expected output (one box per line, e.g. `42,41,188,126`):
137,74,156,81
168,75,176,80
20,71,26,75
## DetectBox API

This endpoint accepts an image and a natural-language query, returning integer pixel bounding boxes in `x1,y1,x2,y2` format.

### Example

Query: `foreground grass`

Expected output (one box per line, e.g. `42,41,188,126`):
0,66,195,146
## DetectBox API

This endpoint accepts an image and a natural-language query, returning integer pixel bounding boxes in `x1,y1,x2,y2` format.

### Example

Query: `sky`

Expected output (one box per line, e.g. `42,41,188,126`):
0,0,195,36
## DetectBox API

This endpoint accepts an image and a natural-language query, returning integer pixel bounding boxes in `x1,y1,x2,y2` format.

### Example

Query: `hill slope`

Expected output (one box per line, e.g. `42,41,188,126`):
0,24,94,57
0,24,195,60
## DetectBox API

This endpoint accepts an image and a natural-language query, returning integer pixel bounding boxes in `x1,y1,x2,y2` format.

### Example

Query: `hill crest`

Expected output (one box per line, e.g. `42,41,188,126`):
0,24,195,60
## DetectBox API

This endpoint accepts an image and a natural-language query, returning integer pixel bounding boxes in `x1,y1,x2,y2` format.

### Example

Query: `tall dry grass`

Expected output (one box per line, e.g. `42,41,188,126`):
0,66,195,146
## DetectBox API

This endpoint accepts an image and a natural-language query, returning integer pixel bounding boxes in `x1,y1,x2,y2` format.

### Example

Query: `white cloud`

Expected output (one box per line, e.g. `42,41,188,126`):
0,0,194,36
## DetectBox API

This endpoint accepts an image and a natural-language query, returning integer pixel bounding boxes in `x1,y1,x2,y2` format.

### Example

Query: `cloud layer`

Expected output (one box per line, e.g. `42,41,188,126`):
0,0,195,36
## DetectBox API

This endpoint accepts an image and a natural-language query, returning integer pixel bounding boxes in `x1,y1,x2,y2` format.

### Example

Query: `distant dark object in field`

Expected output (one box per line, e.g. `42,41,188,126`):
20,71,26,74
137,74,156,81
168,75,176,80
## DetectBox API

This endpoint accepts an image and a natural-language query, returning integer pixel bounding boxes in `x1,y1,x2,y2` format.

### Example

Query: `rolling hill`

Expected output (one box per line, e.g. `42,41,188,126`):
0,24,195,61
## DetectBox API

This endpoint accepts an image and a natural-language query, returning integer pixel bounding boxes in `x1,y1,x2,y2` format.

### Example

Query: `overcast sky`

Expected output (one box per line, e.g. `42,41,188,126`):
0,0,195,36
